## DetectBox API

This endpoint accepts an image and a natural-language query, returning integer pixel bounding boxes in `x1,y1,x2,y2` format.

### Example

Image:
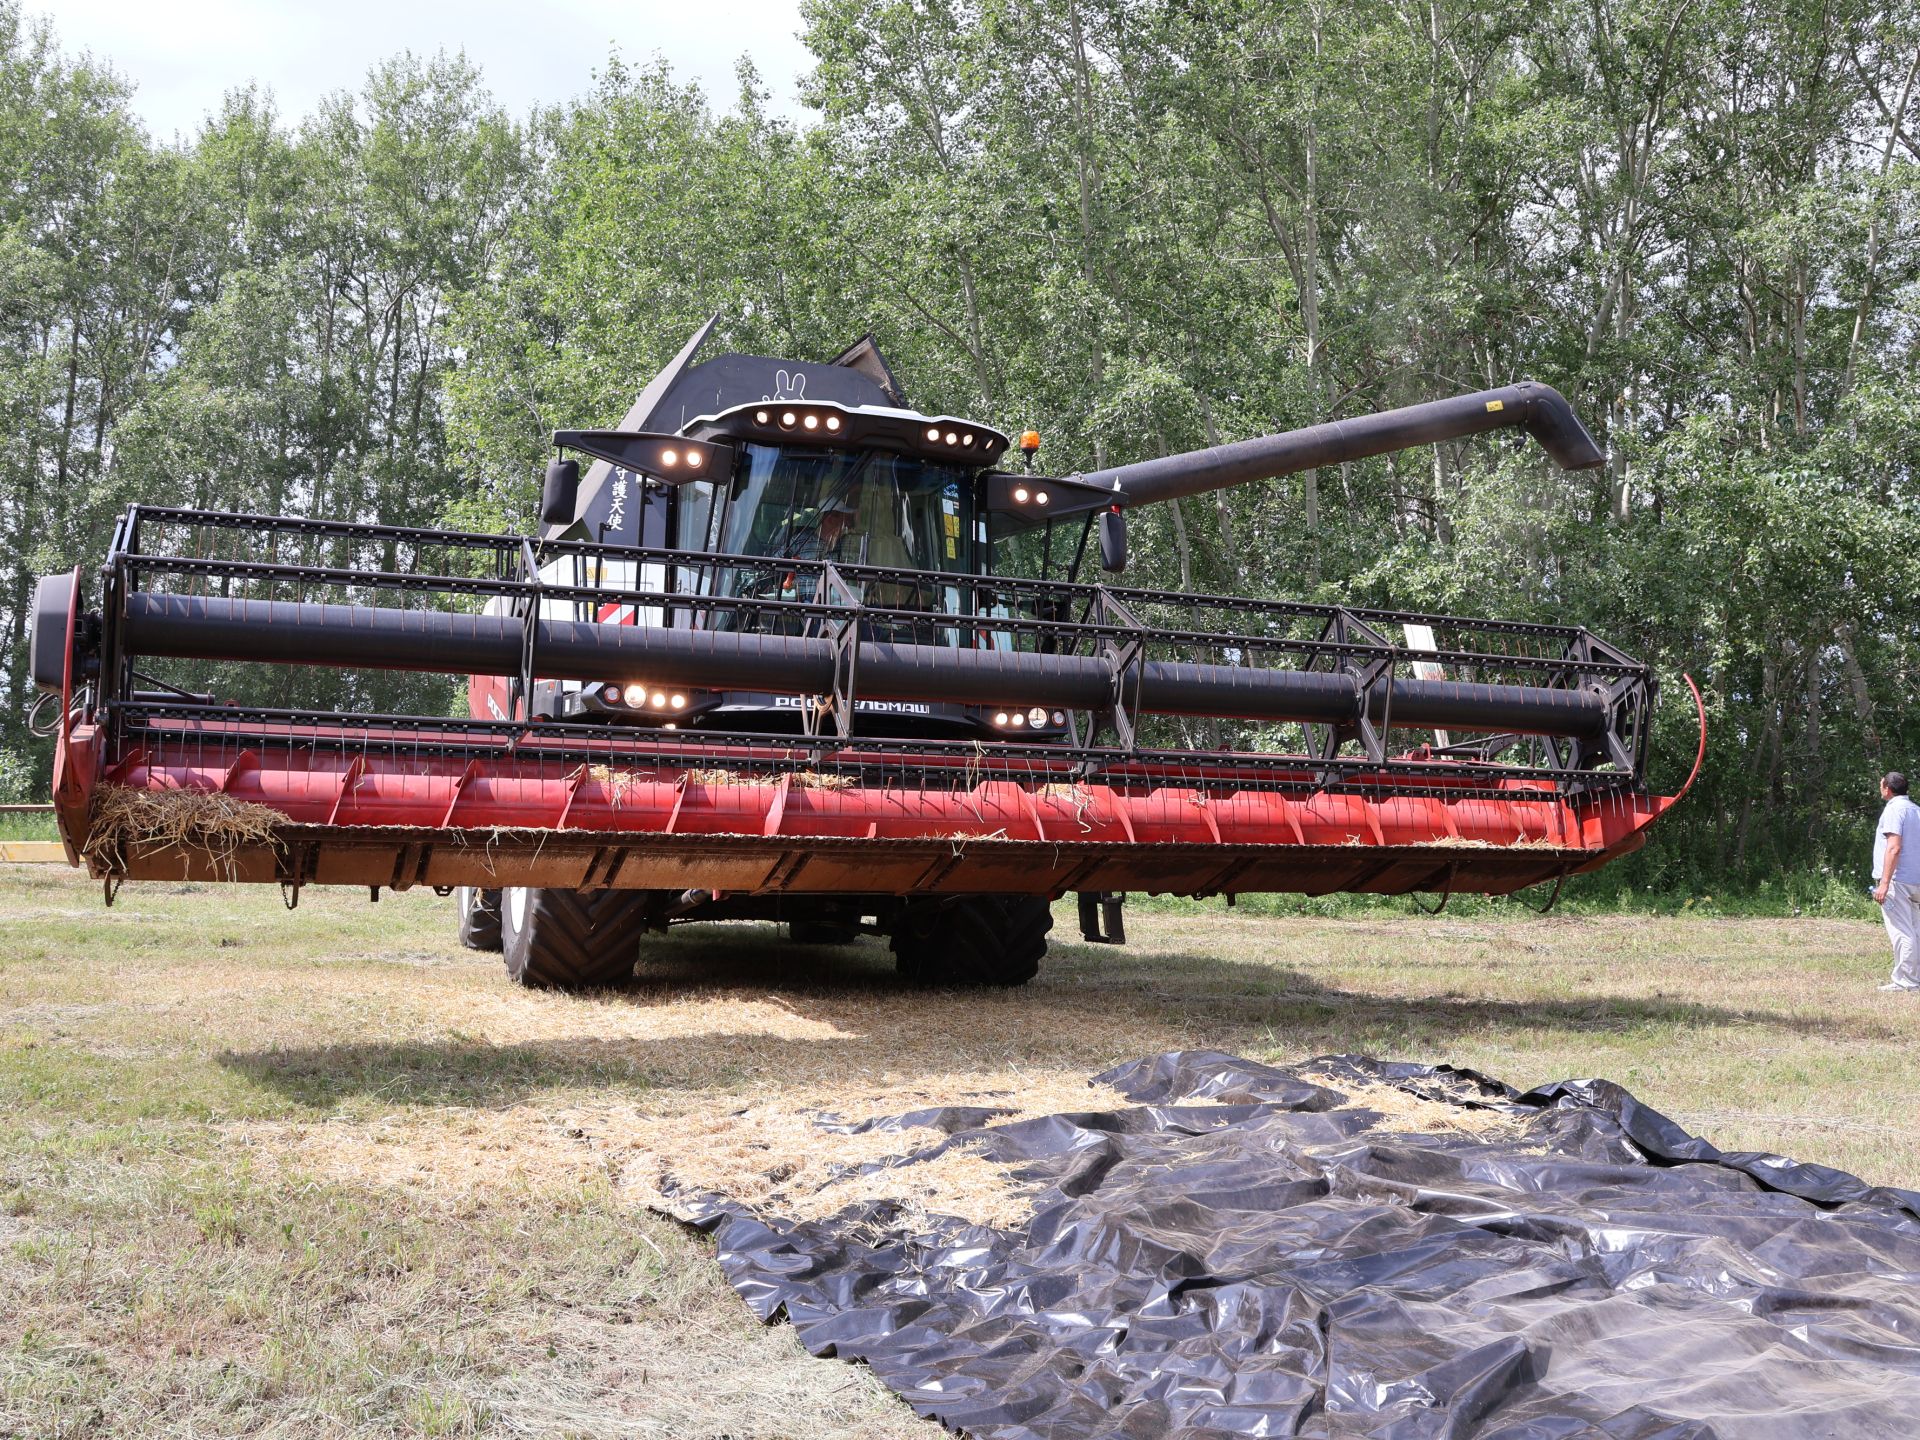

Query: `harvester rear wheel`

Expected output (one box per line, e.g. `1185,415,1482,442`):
500,887,650,991
890,896,1051,988
455,886,503,952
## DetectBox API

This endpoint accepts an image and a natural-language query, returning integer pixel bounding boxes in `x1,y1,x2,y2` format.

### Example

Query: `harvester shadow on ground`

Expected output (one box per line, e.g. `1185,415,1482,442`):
218,924,1841,1111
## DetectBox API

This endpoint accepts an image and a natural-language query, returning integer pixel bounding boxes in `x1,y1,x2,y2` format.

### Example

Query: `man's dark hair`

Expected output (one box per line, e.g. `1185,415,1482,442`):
1888,772,1910,796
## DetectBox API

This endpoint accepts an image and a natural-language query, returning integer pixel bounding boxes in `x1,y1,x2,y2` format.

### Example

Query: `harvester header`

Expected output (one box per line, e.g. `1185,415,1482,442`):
26,318,1696,991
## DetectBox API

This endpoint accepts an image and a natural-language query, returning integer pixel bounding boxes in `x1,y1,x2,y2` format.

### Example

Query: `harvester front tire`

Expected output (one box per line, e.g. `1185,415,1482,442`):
891,896,1050,988
500,887,649,991
455,886,503,952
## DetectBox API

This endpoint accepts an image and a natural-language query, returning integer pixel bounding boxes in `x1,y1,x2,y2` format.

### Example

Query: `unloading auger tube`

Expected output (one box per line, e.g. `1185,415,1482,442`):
1074,381,1604,506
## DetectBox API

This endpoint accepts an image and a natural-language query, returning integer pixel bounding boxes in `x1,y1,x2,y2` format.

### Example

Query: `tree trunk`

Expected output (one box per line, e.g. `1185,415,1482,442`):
1835,623,1881,760
1070,10,1110,469
1843,45,1920,395
1195,393,1245,588
1299,8,1324,579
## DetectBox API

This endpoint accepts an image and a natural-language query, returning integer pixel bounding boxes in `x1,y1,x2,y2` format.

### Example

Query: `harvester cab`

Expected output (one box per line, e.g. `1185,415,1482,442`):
27,315,1701,995
507,319,1107,747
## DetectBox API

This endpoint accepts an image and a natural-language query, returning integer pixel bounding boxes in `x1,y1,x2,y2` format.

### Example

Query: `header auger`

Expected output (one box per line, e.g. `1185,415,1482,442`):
28,318,1694,991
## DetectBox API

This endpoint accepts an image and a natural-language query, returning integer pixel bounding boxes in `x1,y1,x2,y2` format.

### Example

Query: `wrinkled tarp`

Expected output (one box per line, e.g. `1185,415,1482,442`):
671,1052,1920,1439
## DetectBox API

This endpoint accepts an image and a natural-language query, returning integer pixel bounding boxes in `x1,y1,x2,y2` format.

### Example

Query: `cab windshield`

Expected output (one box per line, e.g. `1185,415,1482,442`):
676,444,981,640
702,444,975,573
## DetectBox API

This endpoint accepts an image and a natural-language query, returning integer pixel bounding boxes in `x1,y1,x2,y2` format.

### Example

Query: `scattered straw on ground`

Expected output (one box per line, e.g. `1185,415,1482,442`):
619,1065,1523,1223
222,1066,1128,1228
1301,1071,1523,1138
618,1072,1127,1228
81,784,282,878
804,1145,1033,1227
230,1104,610,1198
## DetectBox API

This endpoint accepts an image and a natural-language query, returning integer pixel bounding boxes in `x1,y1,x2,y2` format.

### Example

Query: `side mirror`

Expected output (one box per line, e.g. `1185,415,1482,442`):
1099,508,1128,573
540,457,580,526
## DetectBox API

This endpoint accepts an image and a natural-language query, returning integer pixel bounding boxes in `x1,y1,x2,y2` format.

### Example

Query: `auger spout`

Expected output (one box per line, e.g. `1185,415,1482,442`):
1077,382,1603,509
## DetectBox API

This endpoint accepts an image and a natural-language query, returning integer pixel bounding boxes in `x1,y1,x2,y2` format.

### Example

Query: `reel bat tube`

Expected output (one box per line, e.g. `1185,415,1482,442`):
117,591,1613,742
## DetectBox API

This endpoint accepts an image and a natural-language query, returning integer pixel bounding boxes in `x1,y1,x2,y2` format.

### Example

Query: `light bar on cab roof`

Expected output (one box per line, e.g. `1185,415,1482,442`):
685,401,1011,466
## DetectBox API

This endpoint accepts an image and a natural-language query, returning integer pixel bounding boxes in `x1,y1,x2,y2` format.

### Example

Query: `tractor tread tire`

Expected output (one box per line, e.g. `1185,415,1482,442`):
502,887,651,991
455,886,503,953
892,896,1050,988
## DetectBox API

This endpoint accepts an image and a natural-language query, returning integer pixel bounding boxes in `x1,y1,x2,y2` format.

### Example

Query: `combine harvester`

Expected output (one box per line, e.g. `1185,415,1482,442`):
27,319,1698,990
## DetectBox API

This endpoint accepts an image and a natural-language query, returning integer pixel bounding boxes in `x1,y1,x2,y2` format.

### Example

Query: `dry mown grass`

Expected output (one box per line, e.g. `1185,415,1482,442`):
234,1070,1131,1230
623,1071,1129,1228
1295,1071,1524,1138
2,864,1917,1438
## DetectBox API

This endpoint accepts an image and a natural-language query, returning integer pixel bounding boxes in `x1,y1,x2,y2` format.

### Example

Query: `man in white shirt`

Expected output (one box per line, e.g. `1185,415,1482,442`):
1872,771,1920,992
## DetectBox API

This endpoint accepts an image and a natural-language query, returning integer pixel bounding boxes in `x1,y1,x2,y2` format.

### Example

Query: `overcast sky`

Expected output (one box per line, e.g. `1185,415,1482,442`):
31,0,818,141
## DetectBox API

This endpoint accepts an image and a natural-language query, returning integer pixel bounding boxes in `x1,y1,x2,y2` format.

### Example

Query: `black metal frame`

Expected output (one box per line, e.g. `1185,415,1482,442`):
1310,608,1395,780
87,504,1658,798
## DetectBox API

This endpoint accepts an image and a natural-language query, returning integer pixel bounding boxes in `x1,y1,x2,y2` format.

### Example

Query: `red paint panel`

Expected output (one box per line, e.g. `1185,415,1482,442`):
66,725,1680,897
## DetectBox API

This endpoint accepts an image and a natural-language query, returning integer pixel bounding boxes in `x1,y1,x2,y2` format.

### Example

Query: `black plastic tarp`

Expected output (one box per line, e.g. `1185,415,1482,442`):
670,1052,1920,1438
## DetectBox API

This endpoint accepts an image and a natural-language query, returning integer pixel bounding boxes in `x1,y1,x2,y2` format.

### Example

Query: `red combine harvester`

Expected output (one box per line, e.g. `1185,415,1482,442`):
28,319,1698,990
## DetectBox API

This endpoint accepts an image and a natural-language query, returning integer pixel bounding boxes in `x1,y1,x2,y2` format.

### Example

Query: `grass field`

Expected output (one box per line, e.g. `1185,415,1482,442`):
2,863,1915,1438
0,812,57,844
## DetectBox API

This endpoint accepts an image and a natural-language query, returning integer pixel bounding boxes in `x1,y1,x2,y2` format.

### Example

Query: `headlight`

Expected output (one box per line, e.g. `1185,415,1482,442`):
1028,706,1047,727
622,683,647,706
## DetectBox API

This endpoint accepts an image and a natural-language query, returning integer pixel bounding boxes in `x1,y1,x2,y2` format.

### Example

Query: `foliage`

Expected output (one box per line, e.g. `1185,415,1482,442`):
1,0,1917,893
0,746,30,803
